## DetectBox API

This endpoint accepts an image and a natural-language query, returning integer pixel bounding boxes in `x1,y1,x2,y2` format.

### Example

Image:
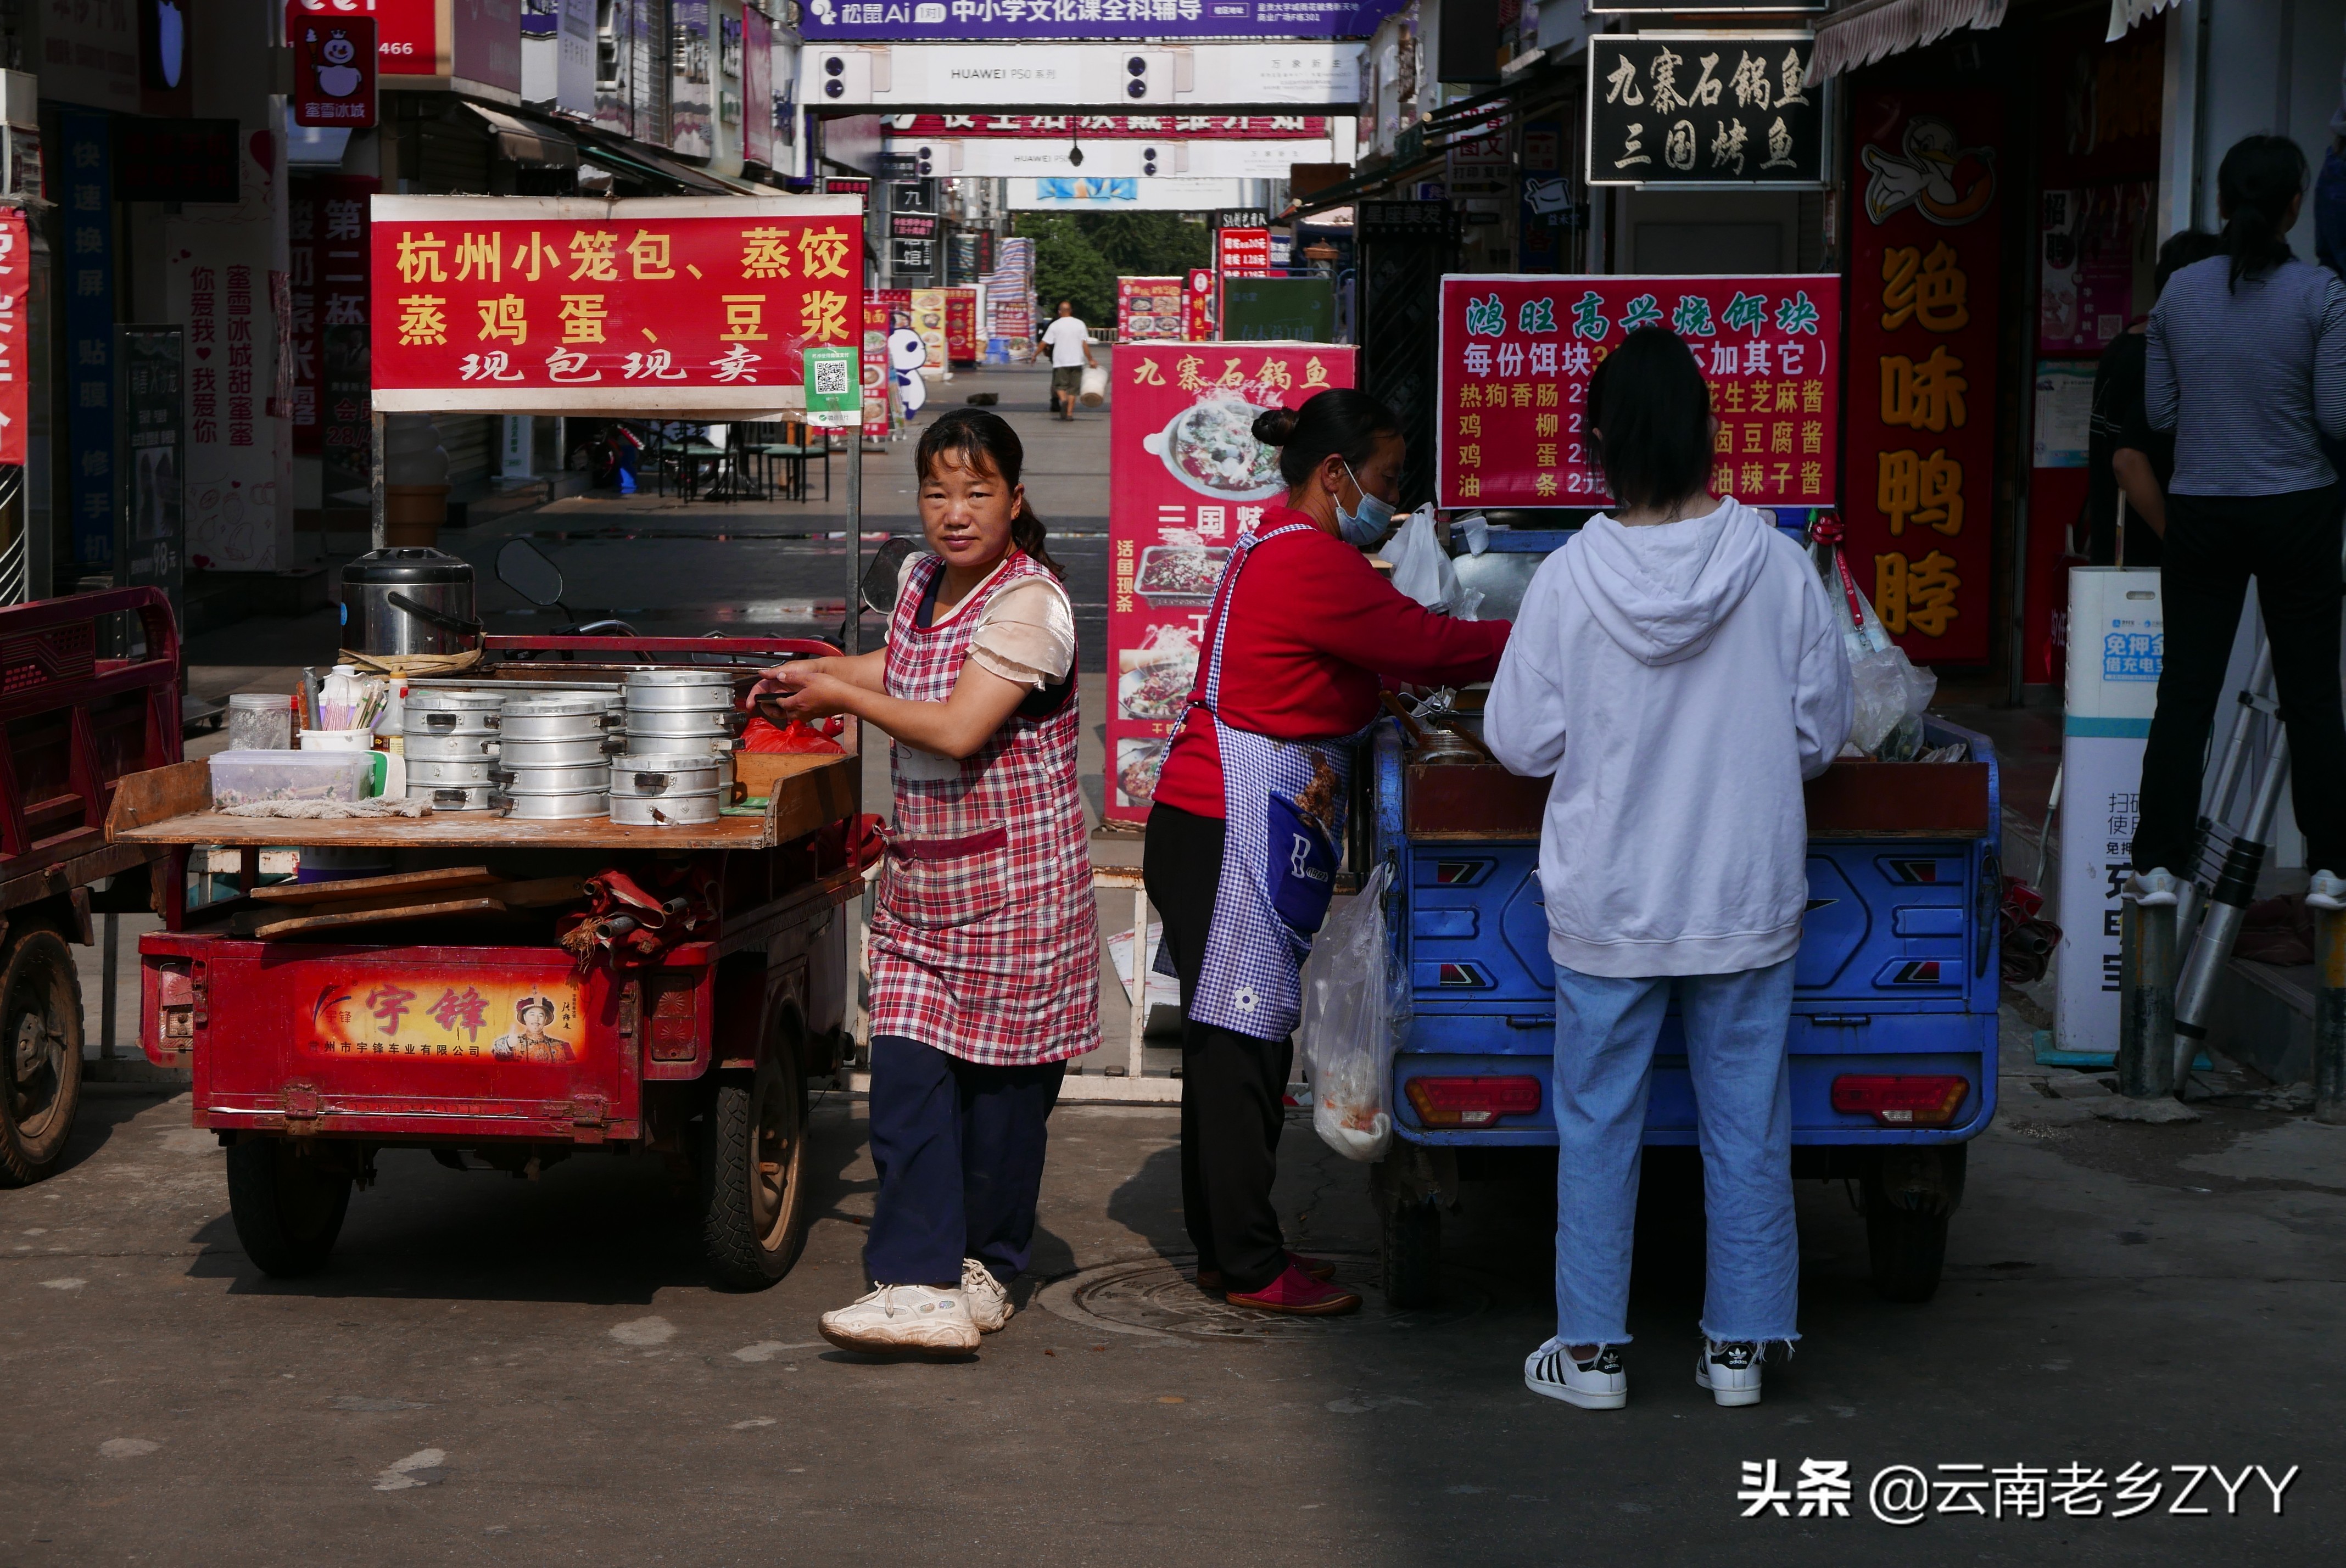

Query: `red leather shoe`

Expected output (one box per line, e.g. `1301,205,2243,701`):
1196,1252,1337,1292
1224,1264,1361,1316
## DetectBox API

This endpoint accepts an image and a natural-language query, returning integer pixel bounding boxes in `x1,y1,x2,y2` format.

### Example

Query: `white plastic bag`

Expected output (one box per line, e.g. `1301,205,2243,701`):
1382,505,1484,620
1816,536,1936,758
1300,862,1408,1162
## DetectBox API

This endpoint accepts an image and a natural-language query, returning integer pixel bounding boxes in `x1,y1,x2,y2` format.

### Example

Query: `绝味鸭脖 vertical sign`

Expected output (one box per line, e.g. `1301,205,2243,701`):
1435,275,1840,511
1105,343,1356,825
370,196,864,411
1842,89,2002,664
0,208,26,465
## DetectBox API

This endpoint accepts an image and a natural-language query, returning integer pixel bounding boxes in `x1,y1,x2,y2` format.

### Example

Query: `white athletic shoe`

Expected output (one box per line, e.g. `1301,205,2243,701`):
962,1258,1013,1334
2125,867,2181,908
1695,1340,1764,1407
1523,1340,1627,1410
2306,870,2345,913
818,1285,980,1354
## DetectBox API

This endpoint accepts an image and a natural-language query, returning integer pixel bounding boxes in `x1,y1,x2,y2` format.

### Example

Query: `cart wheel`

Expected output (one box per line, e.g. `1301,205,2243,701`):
1863,1166,1951,1303
1381,1195,1442,1309
0,927,85,1186
700,1035,810,1291
225,1138,352,1278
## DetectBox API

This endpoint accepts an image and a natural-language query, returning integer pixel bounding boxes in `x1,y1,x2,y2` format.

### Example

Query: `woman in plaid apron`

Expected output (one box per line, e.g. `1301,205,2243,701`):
1144,391,1511,1315
768,410,1096,1356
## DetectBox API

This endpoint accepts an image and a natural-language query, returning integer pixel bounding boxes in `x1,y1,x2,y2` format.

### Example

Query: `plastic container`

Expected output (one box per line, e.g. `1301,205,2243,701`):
226,693,293,752
208,749,376,809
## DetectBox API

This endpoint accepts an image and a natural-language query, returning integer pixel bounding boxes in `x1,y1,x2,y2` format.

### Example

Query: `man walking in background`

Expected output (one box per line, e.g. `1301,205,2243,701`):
1034,299,1097,421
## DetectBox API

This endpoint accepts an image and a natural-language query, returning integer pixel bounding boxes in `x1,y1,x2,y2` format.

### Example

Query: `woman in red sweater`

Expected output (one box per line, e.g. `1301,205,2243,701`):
1143,389,1510,1314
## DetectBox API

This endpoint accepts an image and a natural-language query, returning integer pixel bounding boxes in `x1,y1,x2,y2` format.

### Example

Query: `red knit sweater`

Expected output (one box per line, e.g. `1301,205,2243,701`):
1153,507,1512,819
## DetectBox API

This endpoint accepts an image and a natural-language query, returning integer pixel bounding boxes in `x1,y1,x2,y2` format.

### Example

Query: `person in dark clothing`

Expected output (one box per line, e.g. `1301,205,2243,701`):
2085,231,2221,566
2131,135,2346,918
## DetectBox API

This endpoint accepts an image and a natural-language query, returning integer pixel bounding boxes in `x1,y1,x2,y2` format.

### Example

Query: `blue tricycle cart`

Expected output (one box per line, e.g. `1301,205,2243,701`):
1361,528,2001,1307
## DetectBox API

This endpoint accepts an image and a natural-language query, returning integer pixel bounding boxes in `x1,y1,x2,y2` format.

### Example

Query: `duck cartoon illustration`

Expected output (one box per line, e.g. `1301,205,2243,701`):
316,29,364,98
1861,115,1997,227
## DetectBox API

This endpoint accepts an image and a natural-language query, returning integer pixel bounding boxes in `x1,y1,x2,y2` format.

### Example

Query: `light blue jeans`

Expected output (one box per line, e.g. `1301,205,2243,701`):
1550,958,1800,1348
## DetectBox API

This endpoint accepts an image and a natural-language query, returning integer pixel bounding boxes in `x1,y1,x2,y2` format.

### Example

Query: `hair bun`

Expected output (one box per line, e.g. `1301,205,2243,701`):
1252,406,1300,445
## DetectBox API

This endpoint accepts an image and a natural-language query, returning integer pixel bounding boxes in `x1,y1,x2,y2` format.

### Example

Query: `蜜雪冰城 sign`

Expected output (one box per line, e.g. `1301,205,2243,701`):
1435,274,1841,511
370,196,864,413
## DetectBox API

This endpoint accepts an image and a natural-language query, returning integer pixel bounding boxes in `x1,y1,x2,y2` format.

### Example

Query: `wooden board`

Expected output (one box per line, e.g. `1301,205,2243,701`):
249,896,508,940
105,752,859,851
247,865,498,903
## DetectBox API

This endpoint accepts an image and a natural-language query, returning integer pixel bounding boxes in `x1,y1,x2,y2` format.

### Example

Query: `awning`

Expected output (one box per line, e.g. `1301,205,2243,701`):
2107,0,2181,42
1808,0,2009,83
463,104,579,169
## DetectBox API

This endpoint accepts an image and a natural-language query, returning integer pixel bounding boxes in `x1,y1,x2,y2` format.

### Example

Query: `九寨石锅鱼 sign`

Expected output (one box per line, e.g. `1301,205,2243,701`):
370,195,864,413
1435,275,1841,511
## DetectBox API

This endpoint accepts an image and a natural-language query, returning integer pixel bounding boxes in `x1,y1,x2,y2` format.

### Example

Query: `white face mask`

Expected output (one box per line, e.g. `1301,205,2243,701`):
1338,460,1395,548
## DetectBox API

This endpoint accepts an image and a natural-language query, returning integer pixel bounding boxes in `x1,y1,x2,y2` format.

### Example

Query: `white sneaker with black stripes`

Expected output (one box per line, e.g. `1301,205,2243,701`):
1523,1340,1627,1410
1696,1339,1764,1406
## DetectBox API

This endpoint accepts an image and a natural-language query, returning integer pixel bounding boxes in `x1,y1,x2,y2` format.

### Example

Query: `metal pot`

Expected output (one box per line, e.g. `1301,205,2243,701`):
627,709,739,741
610,754,723,798
625,669,733,695
611,790,721,826
498,735,621,768
404,689,505,737
414,782,497,811
494,763,613,793
342,548,481,658
498,699,615,743
405,757,500,786
494,788,608,820
401,732,499,763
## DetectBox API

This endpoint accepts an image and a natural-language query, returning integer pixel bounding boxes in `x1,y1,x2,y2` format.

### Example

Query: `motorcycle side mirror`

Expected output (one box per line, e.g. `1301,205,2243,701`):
497,537,567,608
861,536,921,617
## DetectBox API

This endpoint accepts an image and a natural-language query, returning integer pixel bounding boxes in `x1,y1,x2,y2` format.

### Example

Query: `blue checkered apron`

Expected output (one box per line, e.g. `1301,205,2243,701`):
1180,522,1369,1042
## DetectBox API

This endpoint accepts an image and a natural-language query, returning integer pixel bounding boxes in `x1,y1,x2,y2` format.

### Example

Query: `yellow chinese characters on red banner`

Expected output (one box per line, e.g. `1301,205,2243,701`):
370,195,864,412
309,975,588,1064
1844,88,2002,664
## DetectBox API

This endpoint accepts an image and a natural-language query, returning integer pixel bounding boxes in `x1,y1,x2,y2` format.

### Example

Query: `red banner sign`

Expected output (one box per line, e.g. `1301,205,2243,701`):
288,5,378,127
370,195,864,413
1216,227,1270,279
289,0,442,79
0,209,25,465
1182,268,1215,340
1435,274,1841,511
1104,343,1358,824
1844,89,2003,664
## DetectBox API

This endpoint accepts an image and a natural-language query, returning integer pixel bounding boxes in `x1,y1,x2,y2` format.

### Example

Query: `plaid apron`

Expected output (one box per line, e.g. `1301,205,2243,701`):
868,551,1101,1066
1179,522,1366,1042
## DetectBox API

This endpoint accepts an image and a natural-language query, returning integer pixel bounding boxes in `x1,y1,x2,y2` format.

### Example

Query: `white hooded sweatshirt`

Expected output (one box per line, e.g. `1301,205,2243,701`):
1483,499,1853,978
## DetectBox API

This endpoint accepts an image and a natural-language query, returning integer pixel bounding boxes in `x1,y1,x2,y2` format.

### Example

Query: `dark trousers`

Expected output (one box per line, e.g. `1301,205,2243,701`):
1143,802,1294,1295
864,1035,1065,1289
2132,486,2346,877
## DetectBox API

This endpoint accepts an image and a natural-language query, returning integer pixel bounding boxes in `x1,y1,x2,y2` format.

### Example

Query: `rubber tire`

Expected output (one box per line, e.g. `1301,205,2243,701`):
225,1138,351,1278
1864,1197,1951,1303
0,927,85,1186
700,1034,811,1291
1381,1195,1442,1309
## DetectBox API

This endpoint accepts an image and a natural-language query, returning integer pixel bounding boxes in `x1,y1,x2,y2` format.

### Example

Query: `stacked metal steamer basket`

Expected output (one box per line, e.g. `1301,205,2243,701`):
611,670,737,827
401,689,505,810
494,695,619,819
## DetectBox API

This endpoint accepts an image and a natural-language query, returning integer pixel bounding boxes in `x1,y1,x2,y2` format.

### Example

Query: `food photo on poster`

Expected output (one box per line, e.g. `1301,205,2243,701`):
1105,343,1355,821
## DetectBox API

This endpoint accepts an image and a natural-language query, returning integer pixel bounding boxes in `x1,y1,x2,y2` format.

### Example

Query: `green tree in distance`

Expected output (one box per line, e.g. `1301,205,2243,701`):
1013,211,1211,326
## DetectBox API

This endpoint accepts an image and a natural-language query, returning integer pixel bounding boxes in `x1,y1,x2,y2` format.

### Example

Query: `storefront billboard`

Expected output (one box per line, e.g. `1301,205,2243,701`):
370,196,864,412
1434,274,1841,512
1587,35,1825,188
1842,88,2002,666
800,0,1383,41
1104,342,1355,823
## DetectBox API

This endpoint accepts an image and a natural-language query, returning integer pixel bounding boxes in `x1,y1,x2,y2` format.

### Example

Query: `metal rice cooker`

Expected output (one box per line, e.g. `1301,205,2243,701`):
342,548,482,657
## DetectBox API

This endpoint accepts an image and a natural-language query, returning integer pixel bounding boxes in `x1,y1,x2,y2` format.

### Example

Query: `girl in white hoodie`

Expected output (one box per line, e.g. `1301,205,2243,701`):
1484,328,1852,1412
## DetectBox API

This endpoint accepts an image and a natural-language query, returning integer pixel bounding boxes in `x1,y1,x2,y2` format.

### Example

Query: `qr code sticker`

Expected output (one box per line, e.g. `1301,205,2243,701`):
812,356,851,397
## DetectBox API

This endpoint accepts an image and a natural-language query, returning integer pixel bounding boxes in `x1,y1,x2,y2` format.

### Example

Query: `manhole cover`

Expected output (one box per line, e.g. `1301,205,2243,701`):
1035,1253,1488,1341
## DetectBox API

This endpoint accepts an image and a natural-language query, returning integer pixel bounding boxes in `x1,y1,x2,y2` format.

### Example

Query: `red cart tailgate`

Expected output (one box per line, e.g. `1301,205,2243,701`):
139,932,667,1142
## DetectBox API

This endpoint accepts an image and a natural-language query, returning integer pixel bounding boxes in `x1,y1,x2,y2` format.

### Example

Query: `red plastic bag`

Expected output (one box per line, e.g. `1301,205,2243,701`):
740,714,846,754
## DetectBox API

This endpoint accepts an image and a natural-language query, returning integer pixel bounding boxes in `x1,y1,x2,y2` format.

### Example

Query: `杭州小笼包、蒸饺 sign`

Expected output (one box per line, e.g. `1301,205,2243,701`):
369,196,865,413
